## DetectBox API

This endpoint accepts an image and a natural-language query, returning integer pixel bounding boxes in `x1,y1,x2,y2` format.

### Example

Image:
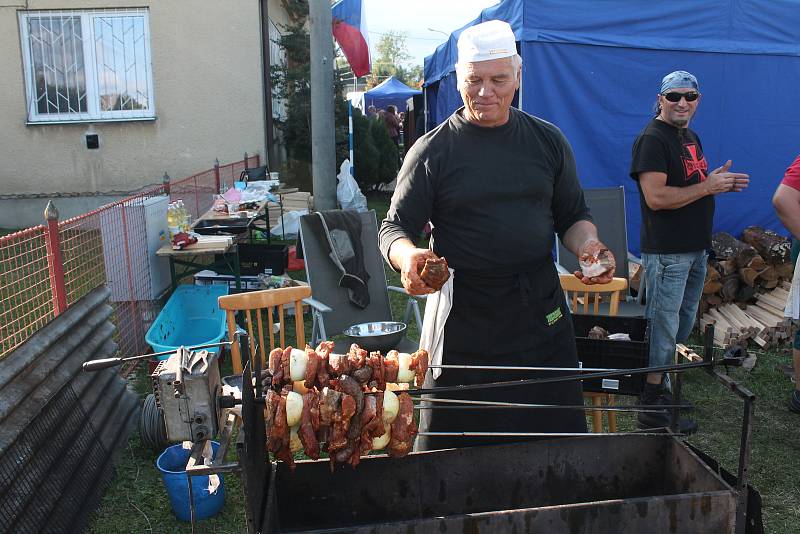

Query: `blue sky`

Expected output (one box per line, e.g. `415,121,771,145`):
363,0,499,67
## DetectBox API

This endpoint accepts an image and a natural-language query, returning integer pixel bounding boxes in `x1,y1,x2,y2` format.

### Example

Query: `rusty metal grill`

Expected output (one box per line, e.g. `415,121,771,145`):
0,384,107,533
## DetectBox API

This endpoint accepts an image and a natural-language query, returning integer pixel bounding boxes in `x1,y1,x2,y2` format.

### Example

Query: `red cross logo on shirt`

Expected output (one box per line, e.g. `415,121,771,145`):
683,143,708,182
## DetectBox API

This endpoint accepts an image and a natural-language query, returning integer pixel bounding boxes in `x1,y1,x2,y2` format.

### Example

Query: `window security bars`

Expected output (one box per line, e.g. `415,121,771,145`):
19,8,154,123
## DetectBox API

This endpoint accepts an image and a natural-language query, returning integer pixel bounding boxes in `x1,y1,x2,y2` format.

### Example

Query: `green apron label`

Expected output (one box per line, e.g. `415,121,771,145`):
546,307,563,326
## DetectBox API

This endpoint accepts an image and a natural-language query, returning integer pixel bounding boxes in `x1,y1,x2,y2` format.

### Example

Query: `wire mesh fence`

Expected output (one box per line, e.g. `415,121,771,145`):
0,227,54,358
0,154,260,362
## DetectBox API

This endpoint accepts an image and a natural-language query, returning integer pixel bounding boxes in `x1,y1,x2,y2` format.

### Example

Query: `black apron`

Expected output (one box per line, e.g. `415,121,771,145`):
416,260,587,451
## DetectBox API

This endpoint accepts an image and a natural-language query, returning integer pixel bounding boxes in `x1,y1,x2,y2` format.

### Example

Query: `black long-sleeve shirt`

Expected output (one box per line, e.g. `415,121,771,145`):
379,107,591,271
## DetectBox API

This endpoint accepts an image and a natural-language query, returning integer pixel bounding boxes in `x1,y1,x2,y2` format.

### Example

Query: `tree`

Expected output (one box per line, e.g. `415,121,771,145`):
271,0,350,190
366,31,422,88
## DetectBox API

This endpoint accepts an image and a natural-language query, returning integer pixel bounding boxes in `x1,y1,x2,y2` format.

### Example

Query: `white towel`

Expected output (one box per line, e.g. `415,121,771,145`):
418,268,455,379
784,254,800,319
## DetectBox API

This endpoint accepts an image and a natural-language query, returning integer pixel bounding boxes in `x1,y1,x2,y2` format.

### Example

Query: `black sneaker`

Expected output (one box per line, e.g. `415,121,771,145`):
790,390,800,414
661,389,694,411
638,383,698,434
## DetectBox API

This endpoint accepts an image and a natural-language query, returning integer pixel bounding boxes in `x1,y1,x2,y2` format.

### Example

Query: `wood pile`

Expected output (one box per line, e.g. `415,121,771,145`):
698,226,794,349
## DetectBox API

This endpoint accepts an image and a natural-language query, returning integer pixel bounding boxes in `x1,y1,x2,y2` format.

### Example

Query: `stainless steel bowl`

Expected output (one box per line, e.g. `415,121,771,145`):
343,321,406,352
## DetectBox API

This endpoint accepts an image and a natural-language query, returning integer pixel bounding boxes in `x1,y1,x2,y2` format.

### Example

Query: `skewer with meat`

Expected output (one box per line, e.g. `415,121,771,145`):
303,346,320,389
367,351,385,391
327,352,350,377
328,393,357,470
298,390,320,459
267,389,295,469
384,350,399,383
388,392,417,458
409,348,429,388
315,341,334,388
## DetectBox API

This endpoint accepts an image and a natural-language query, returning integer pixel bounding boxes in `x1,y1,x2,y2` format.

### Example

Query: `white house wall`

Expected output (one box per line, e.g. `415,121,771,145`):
0,0,268,227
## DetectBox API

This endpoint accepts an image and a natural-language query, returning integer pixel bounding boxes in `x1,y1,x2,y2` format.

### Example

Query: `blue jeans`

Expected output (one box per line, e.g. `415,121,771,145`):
642,250,708,387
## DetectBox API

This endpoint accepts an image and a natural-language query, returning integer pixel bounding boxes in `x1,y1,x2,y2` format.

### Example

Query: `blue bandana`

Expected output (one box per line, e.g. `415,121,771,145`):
660,71,699,94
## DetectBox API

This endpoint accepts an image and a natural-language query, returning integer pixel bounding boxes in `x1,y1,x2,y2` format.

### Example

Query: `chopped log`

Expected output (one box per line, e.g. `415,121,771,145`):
720,274,740,302
736,284,756,302
706,262,721,280
741,226,791,264
703,280,723,294
717,260,738,276
775,262,795,279
761,278,779,289
758,266,779,281
738,267,759,287
746,255,767,272
712,232,758,266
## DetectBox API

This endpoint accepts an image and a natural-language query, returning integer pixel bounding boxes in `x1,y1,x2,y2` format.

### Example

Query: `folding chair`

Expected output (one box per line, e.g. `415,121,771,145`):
559,274,629,433
556,186,645,316
218,285,312,374
298,210,423,352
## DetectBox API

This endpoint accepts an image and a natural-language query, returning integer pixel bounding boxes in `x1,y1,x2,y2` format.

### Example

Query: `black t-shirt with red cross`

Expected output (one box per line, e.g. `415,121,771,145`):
630,118,713,253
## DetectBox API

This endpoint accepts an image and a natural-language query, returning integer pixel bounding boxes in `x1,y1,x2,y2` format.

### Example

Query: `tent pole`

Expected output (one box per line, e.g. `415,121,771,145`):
423,86,428,133
348,100,355,179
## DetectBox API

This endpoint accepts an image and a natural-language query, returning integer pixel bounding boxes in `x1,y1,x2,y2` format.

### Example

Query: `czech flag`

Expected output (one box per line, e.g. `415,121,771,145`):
332,0,371,77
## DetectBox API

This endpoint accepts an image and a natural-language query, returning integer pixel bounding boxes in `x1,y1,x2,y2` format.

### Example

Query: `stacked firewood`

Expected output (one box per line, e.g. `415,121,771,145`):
698,226,794,348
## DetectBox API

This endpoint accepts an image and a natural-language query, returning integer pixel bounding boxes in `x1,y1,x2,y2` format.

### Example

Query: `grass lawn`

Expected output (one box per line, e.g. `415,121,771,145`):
88,194,799,533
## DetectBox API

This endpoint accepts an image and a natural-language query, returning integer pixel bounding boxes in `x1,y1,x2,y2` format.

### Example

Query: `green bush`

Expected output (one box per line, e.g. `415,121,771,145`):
351,114,398,192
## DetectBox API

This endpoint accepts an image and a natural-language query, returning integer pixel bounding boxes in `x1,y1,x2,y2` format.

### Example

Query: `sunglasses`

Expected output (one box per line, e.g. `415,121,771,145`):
662,91,700,103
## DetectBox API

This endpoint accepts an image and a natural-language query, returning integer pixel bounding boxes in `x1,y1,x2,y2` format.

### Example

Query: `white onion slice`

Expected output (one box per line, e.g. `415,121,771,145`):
397,352,414,383
372,422,391,450
383,389,399,424
285,391,303,427
289,348,308,382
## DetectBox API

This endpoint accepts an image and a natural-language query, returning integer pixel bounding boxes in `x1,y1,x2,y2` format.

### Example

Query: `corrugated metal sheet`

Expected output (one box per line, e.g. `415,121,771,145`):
0,287,139,533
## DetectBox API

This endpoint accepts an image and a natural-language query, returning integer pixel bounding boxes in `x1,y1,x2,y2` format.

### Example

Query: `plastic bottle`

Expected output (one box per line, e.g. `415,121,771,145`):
166,202,181,240
176,200,191,233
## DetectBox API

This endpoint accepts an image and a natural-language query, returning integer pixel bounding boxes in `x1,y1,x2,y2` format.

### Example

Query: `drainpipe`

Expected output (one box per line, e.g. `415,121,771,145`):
259,0,276,170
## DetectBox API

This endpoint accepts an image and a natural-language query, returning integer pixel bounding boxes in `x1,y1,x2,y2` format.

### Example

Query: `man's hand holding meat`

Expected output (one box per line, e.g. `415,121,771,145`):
388,238,439,295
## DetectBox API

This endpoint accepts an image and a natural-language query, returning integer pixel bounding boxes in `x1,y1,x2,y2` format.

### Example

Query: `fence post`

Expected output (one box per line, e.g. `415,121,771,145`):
43,201,67,316
213,158,220,193
163,172,170,197
244,151,248,167
255,153,260,168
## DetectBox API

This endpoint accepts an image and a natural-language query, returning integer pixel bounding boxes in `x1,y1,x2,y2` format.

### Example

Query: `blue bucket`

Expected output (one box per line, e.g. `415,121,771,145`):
156,441,226,522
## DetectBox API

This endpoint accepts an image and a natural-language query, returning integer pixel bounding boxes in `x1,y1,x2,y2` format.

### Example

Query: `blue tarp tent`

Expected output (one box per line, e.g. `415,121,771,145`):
423,0,800,255
364,76,422,112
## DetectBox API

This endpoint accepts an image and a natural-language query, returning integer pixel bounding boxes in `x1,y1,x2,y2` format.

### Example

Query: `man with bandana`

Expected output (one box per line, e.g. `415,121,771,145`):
630,71,749,431
380,20,615,450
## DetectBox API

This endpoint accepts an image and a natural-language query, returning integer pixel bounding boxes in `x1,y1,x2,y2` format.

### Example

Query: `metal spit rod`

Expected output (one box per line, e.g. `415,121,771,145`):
417,431,685,438
429,364,626,372
411,396,678,413
81,340,234,372
413,360,711,396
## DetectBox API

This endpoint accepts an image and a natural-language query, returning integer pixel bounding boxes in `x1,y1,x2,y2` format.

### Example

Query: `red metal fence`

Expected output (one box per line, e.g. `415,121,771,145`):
0,154,260,361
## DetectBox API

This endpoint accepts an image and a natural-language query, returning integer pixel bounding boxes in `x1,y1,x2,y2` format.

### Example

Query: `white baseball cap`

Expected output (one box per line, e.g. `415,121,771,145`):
457,20,516,64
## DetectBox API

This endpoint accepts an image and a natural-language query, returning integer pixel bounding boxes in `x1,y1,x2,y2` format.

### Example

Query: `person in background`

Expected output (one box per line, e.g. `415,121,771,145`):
366,105,377,119
379,20,615,451
630,70,749,432
771,155,800,414
383,105,401,146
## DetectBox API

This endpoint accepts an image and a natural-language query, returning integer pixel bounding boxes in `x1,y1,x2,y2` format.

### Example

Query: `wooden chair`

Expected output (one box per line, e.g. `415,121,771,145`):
218,285,312,374
559,274,629,433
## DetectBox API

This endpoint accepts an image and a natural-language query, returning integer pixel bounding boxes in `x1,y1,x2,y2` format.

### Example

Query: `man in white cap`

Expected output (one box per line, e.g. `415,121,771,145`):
630,70,749,432
379,20,615,450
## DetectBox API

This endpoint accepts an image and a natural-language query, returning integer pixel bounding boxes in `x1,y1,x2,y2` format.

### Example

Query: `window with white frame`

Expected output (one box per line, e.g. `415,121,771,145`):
19,8,155,123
